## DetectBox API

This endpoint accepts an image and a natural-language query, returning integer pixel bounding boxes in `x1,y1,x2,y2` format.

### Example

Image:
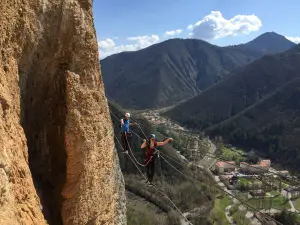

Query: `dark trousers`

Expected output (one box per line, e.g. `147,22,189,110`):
121,132,130,151
146,157,155,182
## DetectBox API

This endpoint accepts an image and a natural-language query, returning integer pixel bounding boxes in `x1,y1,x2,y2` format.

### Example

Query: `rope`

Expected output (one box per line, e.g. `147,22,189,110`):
129,117,149,141
159,155,283,225
109,109,153,167
114,131,150,167
113,133,193,225
157,151,164,190
106,98,284,223
132,122,300,187
203,151,300,187
130,122,292,223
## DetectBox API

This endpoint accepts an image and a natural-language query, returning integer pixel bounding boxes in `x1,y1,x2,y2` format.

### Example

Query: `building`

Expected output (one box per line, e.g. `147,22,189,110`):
281,186,300,199
278,170,289,177
255,212,277,225
215,161,236,174
249,190,265,198
240,160,271,174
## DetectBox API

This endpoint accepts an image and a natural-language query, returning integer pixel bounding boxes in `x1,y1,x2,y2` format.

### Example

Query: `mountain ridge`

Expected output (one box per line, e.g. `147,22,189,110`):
164,44,300,129
164,44,300,171
101,32,295,109
208,77,300,171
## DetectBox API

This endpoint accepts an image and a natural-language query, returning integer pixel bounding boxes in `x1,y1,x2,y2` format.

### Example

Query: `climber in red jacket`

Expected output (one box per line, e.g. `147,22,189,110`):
141,134,173,185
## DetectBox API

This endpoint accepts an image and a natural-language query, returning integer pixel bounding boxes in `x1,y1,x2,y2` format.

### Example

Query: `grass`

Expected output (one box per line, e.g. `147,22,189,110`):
208,194,232,225
292,197,300,211
127,207,167,225
270,191,280,196
229,204,239,214
231,210,251,225
235,192,249,201
221,146,245,163
247,196,290,210
296,214,300,223
239,178,251,186
237,177,263,190
127,187,168,225
282,182,290,189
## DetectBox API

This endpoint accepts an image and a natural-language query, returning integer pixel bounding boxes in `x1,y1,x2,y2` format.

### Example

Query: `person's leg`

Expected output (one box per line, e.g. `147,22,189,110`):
146,163,151,181
149,158,155,183
124,134,130,150
121,132,126,150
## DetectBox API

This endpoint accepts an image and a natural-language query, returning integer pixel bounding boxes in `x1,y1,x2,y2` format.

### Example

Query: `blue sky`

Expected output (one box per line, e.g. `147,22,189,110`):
93,0,300,58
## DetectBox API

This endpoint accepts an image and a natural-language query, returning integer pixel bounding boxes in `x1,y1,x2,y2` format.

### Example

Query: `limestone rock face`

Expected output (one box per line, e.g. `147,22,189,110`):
0,0,126,225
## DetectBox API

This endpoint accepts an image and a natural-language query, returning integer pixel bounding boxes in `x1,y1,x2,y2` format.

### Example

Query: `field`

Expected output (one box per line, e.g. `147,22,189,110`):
208,194,232,225
266,191,280,197
231,210,251,225
220,146,245,163
247,196,290,210
126,191,168,225
237,177,263,190
239,178,251,186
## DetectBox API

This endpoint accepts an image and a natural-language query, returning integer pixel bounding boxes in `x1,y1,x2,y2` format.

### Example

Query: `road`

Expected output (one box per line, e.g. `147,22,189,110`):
225,205,234,224
288,200,298,212
200,139,217,169
180,212,191,225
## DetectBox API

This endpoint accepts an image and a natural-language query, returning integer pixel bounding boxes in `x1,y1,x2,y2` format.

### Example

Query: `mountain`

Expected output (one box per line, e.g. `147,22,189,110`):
241,32,296,54
165,45,300,171
101,32,295,110
209,77,300,171
165,44,300,128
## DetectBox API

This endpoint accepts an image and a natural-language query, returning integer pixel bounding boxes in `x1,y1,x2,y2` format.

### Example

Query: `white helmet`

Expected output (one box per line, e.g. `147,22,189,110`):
125,112,130,118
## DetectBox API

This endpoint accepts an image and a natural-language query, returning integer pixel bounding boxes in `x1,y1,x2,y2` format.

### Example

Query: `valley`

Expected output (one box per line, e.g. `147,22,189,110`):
137,108,300,225
104,31,300,225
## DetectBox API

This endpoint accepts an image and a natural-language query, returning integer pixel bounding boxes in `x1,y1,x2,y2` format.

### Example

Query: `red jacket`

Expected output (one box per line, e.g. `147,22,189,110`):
145,142,157,158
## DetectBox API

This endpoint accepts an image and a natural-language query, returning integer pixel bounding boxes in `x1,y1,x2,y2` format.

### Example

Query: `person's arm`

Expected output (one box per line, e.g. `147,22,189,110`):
156,138,173,147
120,119,124,126
130,122,136,126
141,139,147,148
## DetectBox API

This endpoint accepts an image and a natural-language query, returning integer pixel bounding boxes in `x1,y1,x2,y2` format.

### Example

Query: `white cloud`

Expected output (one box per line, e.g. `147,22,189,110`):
165,29,183,37
98,35,160,59
98,38,115,49
187,25,193,31
285,36,300,44
189,11,262,40
127,35,160,48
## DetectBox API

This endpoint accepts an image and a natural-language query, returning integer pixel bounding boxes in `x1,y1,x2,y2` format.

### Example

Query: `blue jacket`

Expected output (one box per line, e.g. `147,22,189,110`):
122,118,130,133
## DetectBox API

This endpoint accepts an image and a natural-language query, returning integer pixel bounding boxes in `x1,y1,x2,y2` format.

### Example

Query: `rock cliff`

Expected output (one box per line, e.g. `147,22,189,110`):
0,0,126,224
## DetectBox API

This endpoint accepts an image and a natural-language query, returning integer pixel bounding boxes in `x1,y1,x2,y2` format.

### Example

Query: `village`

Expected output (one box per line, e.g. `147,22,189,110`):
212,157,300,206
211,154,300,224
140,110,300,224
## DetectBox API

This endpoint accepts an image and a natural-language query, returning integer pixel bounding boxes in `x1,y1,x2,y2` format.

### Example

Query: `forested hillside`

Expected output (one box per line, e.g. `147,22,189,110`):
165,45,300,172
165,45,300,130
209,78,300,171
102,32,295,110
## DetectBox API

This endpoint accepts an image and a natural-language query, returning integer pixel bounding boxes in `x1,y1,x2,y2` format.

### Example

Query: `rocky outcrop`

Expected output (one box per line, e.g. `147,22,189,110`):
0,0,126,225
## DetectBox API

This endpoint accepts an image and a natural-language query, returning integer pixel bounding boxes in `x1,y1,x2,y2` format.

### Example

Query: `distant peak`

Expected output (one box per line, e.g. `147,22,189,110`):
264,31,278,35
242,31,295,54
256,32,284,39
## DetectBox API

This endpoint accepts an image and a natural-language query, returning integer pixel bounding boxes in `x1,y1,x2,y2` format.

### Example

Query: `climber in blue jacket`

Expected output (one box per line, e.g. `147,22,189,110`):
120,112,135,151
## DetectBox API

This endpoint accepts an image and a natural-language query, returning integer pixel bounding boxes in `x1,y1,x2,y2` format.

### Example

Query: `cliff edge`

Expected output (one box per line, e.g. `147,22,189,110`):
0,0,126,224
